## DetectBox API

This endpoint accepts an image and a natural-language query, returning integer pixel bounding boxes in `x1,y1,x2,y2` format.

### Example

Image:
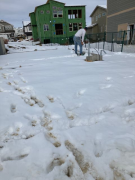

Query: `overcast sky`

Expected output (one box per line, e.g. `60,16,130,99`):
0,0,106,27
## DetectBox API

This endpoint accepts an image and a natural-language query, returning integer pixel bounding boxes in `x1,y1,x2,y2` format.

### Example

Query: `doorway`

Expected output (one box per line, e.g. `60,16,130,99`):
55,24,63,35
44,39,50,44
129,24,134,44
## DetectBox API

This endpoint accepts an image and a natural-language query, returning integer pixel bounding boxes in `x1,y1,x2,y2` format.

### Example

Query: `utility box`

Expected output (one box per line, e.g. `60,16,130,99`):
0,37,6,55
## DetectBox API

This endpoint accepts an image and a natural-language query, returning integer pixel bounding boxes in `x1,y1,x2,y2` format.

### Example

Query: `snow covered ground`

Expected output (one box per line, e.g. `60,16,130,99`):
0,44,135,180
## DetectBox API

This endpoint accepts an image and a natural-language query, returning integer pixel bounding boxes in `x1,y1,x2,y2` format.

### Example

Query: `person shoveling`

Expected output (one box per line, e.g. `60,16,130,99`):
73,27,88,56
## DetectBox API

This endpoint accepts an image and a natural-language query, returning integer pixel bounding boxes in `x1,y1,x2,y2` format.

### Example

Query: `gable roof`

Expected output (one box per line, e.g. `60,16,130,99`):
22,21,31,26
0,20,13,26
90,5,107,17
46,0,65,4
65,4,86,7
0,23,4,27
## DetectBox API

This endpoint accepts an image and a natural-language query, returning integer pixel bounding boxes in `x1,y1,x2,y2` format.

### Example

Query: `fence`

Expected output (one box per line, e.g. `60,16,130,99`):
86,30,135,53
40,29,135,53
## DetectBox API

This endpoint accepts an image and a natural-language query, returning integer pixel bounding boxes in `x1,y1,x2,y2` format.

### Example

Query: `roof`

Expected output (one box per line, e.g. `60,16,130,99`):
0,20,13,26
0,23,4,26
87,23,98,28
46,0,65,4
90,5,107,17
65,4,86,7
22,21,31,26
29,0,85,15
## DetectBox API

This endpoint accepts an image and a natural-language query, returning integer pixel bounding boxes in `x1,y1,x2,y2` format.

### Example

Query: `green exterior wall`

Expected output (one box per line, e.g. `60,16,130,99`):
29,0,86,44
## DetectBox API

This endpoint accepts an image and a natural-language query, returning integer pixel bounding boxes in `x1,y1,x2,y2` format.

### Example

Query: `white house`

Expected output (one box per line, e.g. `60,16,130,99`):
0,20,15,39
22,21,32,39
14,27,24,37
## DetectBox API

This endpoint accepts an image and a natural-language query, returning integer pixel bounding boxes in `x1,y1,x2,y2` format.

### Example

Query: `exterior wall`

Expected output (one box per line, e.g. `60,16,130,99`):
107,0,135,32
0,25,4,32
107,0,135,16
30,0,86,44
30,13,38,40
65,6,86,37
91,7,107,34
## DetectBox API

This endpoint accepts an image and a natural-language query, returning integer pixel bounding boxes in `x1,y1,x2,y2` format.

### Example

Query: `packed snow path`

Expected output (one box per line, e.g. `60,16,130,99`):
0,46,135,180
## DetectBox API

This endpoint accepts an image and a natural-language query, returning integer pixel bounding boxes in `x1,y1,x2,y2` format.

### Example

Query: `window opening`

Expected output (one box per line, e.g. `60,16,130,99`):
55,24,63,35
78,23,82,29
69,23,73,31
98,14,101,18
44,24,49,31
78,10,82,18
73,23,78,31
58,11,63,17
41,10,44,14
73,10,78,19
29,26,32,31
68,10,72,19
53,10,58,18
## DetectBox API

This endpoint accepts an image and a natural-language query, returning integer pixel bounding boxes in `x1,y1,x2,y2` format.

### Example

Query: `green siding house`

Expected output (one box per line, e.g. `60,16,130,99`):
29,0,86,44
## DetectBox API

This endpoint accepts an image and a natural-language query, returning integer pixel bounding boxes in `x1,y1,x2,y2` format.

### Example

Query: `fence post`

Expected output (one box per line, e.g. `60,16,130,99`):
111,32,114,52
121,31,126,52
103,32,106,50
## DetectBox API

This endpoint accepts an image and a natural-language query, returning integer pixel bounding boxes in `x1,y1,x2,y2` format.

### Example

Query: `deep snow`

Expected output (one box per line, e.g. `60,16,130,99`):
0,43,135,180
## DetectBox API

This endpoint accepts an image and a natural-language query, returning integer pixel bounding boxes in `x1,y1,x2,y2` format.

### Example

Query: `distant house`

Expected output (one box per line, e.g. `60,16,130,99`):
0,20,15,38
87,5,107,34
14,27,24,37
22,21,32,39
29,0,86,44
107,0,135,43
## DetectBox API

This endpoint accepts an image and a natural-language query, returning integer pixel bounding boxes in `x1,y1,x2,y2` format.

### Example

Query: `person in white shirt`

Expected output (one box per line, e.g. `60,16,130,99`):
73,27,88,55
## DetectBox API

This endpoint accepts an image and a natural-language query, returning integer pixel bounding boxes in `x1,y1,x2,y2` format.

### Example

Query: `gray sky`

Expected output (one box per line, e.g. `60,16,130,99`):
0,0,106,27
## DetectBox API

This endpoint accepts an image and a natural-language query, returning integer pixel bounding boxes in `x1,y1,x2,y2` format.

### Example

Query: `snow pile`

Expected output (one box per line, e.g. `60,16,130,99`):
5,41,58,53
0,46,135,180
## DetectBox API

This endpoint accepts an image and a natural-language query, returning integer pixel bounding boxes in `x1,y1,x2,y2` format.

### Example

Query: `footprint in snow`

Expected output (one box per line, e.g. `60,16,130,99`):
100,84,112,89
20,77,28,83
10,104,17,113
106,77,112,81
94,134,103,157
1,147,30,162
76,89,86,98
45,131,61,148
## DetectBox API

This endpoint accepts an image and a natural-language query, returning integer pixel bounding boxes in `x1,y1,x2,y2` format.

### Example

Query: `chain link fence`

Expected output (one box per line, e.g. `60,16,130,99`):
40,29,135,53
86,30,135,53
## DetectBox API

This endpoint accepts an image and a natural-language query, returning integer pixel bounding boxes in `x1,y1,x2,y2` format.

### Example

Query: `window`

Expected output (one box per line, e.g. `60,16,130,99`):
58,7,62,10
41,10,44,14
96,16,98,21
53,6,57,10
46,10,50,14
58,11,63,18
53,10,58,17
73,23,78,31
73,10,78,19
68,10,82,19
78,23,82,29
44,24,49,31
102,12,106,16
98,14,101,18
68,10,72,19
29,26,32,31
69,23,73,31
78,10,82,18
53,10,63,18
55,24,63,35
